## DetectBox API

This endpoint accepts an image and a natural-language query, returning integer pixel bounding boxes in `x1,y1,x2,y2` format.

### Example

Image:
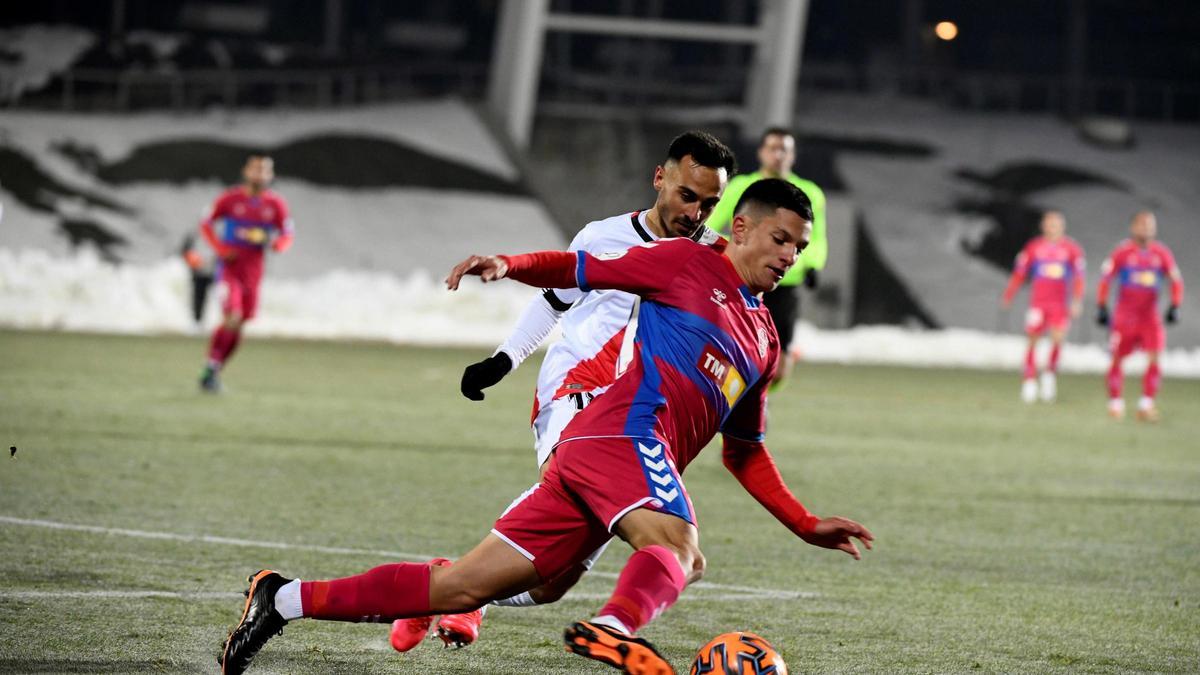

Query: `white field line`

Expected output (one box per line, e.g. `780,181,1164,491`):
0,515,815,601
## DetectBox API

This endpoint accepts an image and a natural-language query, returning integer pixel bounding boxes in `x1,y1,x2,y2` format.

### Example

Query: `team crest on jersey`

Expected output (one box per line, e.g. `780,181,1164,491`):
262,206,275,220
233,204,246,216
757,327,769,358
699,345,746,406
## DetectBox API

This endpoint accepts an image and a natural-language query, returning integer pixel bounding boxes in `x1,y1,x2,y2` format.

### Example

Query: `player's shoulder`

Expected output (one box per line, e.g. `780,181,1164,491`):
578,211,649,250
217,185,245,201
1149,240,1175,256
260,188,288,205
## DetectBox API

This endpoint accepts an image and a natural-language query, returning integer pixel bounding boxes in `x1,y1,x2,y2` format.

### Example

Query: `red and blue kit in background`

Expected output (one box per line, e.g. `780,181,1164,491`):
1003,236,1085,334
490,239,818,581
200,186,294,319
1098,240,1183,356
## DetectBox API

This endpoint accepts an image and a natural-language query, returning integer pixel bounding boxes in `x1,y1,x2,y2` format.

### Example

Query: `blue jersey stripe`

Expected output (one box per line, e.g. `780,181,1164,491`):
575,251,591,292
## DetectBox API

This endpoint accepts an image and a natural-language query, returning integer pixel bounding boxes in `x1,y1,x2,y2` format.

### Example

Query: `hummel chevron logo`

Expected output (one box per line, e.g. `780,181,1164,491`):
638,443,663,458
643,458,667,472
649,472,673,486
655,487,679,502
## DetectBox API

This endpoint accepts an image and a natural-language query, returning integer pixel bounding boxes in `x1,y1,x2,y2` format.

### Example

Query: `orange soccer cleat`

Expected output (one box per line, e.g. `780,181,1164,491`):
388,558,451,653
564,621,675,675
435,607,484,648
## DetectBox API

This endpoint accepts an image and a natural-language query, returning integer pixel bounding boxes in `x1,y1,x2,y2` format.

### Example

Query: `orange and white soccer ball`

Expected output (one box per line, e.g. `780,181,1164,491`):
690,631,788,675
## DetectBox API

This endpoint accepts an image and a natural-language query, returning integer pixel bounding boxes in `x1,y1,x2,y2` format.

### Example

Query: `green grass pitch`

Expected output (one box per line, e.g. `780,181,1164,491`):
1,330,1197,673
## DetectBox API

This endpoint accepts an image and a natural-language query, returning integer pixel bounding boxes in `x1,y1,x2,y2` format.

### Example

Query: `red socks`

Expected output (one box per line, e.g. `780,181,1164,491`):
1047,344,1061,373
1023,346,1037,380
597,545,687,634
207,326,242,366
300,562,432,622
1107,358,1124,399
1143,362,1161,398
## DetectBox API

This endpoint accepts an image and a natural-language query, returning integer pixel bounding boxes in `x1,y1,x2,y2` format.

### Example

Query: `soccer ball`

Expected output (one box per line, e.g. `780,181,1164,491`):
690,631,788,674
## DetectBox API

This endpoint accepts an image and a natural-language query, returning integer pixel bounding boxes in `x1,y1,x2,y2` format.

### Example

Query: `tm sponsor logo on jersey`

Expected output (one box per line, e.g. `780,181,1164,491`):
710,288,727,307
699,345,746,406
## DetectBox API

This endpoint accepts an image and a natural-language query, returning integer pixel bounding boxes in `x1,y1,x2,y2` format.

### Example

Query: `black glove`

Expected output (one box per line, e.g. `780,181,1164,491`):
460,352,513,401
803,268,819,289
1096,304,1109,327
1165,305,1179,324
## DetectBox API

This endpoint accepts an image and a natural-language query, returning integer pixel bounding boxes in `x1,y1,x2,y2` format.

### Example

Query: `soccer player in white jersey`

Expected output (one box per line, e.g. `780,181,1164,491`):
389,131,737,652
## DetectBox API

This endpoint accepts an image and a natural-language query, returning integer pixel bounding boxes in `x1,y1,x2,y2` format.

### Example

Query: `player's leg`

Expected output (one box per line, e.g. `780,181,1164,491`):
1136,322,1165,422
221,471,599,673
1106,329,1132,419
432,395,608,648
1020,307,1044,403
1041,322,1067,402
763,284,799,388
564,508,697,675
201,274,244,392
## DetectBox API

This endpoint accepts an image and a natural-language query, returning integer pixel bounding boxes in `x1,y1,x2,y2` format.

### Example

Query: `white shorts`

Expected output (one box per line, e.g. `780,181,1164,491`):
532,387,607,467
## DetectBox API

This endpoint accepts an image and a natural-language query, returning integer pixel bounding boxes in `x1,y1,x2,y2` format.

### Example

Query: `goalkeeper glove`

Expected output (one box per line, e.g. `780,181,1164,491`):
1096,304,1110,327
461,352,513,401
1165,305,1179,324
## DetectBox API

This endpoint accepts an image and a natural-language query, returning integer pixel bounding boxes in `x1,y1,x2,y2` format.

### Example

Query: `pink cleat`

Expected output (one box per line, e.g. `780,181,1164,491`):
436,607,484,648
388,558,451,653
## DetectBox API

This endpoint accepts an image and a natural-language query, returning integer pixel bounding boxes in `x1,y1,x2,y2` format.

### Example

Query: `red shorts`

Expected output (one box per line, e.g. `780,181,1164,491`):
1109,318,1165,357
491,436,695,581
219,259,263,320
1024,305,1070,335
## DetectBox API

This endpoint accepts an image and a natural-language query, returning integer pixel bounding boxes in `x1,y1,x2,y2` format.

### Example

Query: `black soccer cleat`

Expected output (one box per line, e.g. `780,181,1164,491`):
564,621,676,675
219,570,290,675
200,366,222,394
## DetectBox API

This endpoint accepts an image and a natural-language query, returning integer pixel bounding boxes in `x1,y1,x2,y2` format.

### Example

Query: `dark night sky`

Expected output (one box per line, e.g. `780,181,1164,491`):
2,0,1198,83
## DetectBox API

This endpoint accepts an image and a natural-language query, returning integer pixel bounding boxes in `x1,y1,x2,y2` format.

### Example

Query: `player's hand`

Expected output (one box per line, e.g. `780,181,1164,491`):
446,255,509,290
799,516,874,560
1165,305,1179,324
461,352,513,401
1096,304,1110,327
803,268,818,289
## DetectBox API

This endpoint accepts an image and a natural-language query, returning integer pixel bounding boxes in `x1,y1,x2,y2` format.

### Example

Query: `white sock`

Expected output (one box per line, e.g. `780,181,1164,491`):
1138,396,1155,411
491,591,537,607
273,579,304,620
590,614,630,635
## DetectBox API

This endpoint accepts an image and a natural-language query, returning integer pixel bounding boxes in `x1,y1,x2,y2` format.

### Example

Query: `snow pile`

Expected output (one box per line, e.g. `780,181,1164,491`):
3,247,1197,377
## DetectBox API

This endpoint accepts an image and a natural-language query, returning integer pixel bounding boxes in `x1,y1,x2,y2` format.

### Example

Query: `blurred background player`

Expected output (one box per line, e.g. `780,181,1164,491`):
1096,211,1184,421
197,155,294,393
706,127,826,386
391,130,736,652
1000,211,1085,403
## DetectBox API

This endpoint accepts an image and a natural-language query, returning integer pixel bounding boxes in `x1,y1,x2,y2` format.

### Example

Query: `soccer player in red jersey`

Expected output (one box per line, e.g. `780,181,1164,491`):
197,155,294,393
218,179,872,675
1001,211,1085,403
1096,211,1184,421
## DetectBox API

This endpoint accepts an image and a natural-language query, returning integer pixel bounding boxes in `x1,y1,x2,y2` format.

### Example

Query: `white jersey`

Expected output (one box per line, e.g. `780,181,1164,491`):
496,210,721,422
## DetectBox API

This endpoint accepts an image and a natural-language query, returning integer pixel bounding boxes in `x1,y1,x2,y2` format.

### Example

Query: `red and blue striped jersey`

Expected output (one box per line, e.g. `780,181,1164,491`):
549,238,781,474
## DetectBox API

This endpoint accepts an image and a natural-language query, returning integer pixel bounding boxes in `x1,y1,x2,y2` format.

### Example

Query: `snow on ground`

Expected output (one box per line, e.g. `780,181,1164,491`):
3,247,1197,378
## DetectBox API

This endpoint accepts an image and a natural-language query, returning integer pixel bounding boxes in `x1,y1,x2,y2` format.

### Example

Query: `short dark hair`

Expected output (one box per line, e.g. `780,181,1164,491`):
734,178,813,224
759,127,794,146
666,131,737,175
